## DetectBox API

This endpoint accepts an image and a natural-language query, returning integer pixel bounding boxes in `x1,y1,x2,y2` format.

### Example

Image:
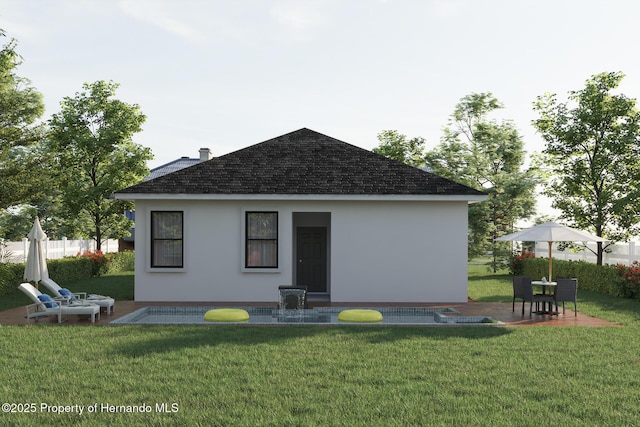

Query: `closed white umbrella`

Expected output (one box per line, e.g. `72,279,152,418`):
496,221,607,280
23,217,49,288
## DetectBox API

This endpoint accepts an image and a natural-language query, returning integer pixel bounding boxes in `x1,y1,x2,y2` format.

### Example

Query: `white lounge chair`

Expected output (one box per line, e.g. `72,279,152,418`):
18,283,100,324
41,278,115,315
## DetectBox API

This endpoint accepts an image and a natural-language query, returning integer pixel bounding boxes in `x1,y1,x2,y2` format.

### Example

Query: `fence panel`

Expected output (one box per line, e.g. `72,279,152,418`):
1,238,118,263
533,241,638,266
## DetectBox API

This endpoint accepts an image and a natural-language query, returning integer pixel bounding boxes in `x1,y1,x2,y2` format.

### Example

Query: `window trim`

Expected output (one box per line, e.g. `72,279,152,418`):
150,210,184,269
245,211,279,269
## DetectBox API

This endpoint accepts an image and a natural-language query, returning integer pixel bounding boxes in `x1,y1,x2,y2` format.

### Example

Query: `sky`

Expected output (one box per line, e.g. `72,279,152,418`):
2,0,640,207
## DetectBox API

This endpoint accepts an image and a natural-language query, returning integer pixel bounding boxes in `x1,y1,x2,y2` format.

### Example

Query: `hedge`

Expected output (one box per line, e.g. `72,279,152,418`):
106,251,135,274
522,257,619,296
0,263,26,296
0,256,93,297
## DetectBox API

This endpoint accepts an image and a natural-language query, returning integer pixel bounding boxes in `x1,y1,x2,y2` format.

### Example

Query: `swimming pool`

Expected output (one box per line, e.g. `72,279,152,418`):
110,306,502,326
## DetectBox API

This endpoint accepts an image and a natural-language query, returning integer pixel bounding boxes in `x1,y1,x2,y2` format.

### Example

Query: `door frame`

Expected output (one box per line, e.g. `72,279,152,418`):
292,212,331,296
295,227,328,293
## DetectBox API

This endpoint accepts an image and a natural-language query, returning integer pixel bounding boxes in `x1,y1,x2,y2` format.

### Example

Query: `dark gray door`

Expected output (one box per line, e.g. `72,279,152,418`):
296,227,327,292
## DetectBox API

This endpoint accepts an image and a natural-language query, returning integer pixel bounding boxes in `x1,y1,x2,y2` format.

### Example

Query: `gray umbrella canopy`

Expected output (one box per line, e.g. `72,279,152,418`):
23,217,49,287
496,221,607,280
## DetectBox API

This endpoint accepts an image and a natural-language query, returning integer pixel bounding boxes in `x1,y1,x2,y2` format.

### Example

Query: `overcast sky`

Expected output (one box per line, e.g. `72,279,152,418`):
2,0,639,179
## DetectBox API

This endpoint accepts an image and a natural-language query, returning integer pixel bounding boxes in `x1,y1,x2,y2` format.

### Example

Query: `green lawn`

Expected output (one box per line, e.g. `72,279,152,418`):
1,269,640,426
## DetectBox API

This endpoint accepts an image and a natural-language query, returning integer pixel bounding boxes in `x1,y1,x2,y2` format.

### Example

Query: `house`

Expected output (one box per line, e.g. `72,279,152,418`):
115,128,486,304
146,147,213,180
119,148,213,250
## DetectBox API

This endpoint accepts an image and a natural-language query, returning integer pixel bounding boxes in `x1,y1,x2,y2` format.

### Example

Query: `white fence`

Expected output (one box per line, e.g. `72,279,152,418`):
533,241,640,266
0,238,119,263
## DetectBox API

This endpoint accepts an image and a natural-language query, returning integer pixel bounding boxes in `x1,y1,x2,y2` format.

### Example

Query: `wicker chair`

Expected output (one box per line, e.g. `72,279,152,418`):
554,278,578,316
513,276,554,317
512,276,527,313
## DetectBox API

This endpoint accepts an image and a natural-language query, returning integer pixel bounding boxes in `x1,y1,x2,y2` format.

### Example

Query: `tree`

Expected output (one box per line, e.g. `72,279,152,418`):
48,80,153,249
532,71,640,265
0,29,48,210
373,130,427,167
425,93,538,269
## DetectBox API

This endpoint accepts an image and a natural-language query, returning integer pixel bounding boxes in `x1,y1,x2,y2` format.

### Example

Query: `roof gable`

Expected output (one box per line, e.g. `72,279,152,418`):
117,128,485,197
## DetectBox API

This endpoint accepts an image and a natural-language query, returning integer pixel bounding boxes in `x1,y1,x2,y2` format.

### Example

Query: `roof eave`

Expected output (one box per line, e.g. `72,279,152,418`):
114,193,488,203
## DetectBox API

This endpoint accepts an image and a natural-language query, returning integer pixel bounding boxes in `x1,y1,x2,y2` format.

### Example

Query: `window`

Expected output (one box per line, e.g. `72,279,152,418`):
246,212,278,268
151,211,183,268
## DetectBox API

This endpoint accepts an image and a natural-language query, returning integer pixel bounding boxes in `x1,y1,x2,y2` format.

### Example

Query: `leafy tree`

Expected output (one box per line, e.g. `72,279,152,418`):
48,80,153,250
0,29,48,210
0,191,74,240
425,93,538,269
0,207,34,241
373,130,426,167
532,71,640,265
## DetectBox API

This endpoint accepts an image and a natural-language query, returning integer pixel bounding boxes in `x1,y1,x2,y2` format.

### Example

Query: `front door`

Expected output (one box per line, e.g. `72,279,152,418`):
296,227,327,293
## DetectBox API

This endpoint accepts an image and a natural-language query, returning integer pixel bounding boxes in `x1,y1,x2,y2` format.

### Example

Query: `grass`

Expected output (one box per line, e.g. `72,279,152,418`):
2,269,640,425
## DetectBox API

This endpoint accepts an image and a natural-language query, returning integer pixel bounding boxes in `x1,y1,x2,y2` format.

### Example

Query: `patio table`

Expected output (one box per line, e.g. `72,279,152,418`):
532,281,557,315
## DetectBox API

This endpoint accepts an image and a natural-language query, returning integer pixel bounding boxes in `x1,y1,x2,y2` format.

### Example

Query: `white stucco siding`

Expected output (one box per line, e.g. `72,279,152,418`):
330,201,469,303
132,199,469,303
133,200,293,302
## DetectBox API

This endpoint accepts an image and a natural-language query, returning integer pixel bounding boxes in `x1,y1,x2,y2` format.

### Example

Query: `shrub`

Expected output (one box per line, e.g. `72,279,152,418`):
0,262,26,296
80,250,113,277
510,251,535,275
614,261,640,299
49,257,93,283
106,251,135,273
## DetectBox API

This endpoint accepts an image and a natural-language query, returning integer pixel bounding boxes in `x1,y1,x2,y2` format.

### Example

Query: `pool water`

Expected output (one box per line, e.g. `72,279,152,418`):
110,306,501,326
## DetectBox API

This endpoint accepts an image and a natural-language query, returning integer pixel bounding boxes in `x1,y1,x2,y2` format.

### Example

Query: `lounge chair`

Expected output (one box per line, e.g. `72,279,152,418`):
41,278,115,314
18,282,100,324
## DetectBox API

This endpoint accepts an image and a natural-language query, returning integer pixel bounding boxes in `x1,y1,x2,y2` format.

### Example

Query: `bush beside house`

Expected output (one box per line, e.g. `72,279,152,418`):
105,251,135,274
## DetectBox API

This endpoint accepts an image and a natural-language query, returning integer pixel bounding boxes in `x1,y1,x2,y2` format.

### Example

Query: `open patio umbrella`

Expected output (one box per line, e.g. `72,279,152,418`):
23,217,49,288
496,221,607,280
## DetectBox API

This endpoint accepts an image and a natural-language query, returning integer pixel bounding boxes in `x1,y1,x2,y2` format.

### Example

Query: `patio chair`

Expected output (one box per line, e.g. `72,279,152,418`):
18,283,100,324
41,278,115,314
512,276,525,313
513,276,539,313
554,278,578,316
513,276,554,317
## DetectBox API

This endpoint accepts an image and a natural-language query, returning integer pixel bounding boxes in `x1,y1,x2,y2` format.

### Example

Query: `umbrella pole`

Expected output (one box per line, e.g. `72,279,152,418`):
548,241,553,281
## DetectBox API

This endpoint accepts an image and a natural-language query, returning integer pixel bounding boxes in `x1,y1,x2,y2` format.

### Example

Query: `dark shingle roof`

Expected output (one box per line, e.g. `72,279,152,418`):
147,157,200,180
117,128,484,196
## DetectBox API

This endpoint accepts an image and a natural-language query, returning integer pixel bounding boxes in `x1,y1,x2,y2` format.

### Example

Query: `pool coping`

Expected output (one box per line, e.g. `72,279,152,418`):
110,305,505,326
1,300,616,327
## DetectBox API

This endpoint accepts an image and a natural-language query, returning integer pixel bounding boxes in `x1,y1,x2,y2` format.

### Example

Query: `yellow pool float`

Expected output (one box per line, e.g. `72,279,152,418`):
204,308,250,322
337,309,383,323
